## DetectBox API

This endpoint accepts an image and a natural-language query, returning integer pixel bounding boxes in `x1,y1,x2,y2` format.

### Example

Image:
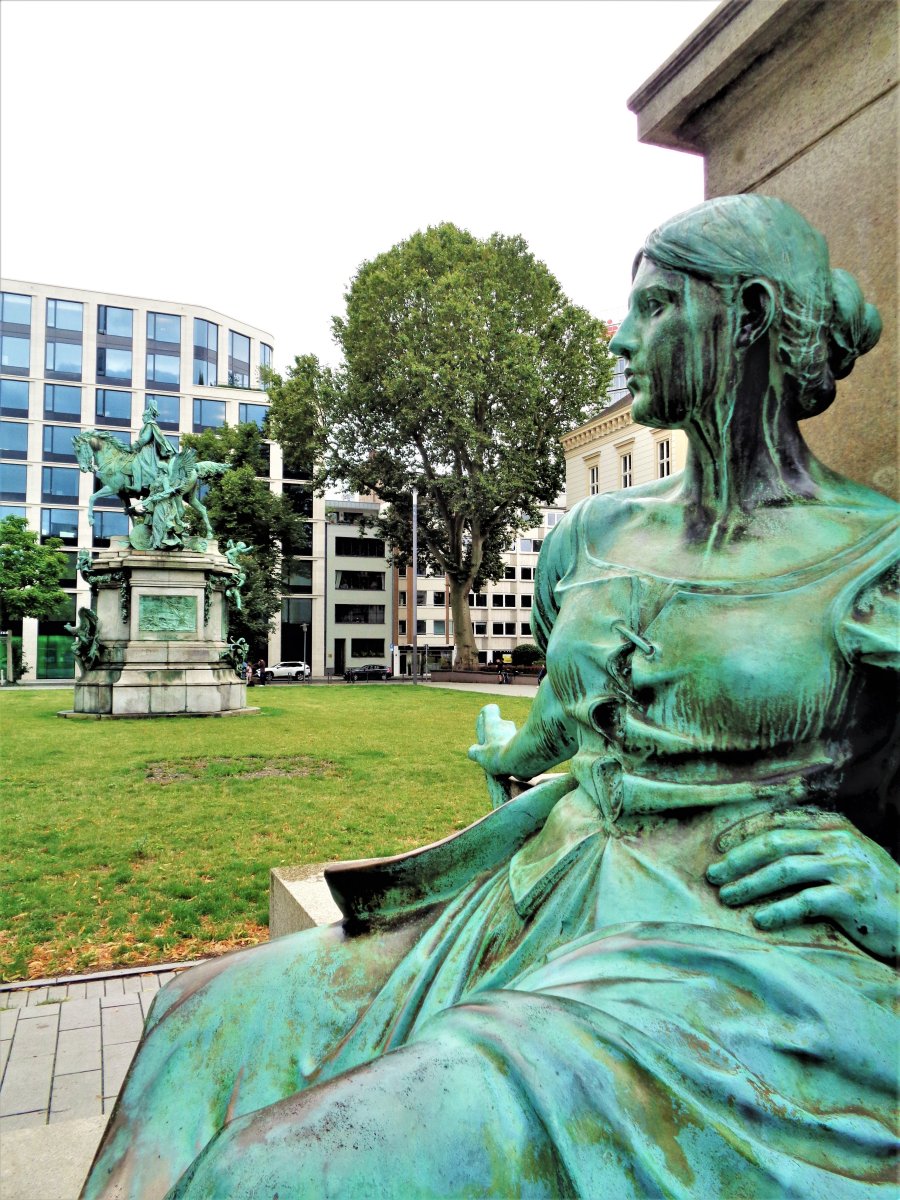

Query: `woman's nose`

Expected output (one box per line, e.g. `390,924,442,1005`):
610,311,640,358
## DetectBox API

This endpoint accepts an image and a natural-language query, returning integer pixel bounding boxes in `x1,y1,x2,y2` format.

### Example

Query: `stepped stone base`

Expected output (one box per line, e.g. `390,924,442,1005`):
59,538,252,719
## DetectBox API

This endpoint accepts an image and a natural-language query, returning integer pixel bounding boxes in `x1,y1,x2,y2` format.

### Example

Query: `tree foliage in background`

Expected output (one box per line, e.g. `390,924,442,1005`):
0,515,69,625
265,223,613,667
180,425,305,658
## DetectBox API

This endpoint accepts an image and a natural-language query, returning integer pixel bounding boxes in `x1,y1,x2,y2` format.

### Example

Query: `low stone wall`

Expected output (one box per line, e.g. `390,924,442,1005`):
429,670,538,685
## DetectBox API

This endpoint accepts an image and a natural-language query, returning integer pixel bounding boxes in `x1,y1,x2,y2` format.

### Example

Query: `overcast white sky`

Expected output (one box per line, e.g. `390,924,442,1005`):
1,0,718,371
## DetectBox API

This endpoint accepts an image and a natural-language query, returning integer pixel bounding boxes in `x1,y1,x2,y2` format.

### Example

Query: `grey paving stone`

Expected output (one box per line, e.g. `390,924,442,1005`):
0,1038,11,1079
122,974,149,993
46,984,68,1003
23,987,49,1006
0,1113,109,1199
0,1051,54,1115
49,1069,103,1120
102,1003,145,1047
64,981,87,999
59,996,101,1032
55,1025,102,1076
103,976,125,996
84,979,105,997
0,1008,18,1039
18,1002,60,1020
156,971,176,987
103,1041,139,1097
8,1013,58,1057
1,992,28,1009
138,991,157,1022
138,974,160,991
0,1109,47,1130
100,991,140,1008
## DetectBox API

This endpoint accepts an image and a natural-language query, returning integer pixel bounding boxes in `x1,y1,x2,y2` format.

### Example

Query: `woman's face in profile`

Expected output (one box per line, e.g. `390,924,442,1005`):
611,258,732,429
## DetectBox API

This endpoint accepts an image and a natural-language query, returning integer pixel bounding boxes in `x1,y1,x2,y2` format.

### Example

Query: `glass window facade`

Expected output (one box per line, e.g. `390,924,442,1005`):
0,378,29,416
98,305,132,337
44,384,82,421
0,420,28,458
0,463,27,501
147,312,181,343
228,331,251,388
45,340,83,378
96,347,132,384
1,504,26,520
1,292,31,324
95,388,132,425
46,298,83,331
43,424,79,462
1,334,30,372
41,507,79,542
620,452,633,489
193,319,218,386
335,569,384,591
657,438,671,478
42,466,80,503
92,508,129,546
260,343,273,371
282,484,313,517
238,402,267,429
335,604,385,624
350,638,384,657
147,392,180,429
192,397,225,431
37,593,76,678
146,352,180,387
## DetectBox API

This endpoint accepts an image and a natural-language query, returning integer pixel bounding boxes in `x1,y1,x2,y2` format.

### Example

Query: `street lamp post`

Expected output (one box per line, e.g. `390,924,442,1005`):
301,622,309,684
411,487,418,686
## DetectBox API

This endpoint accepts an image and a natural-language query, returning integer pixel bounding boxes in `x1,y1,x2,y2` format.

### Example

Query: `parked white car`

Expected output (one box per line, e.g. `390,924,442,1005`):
264,661,311,681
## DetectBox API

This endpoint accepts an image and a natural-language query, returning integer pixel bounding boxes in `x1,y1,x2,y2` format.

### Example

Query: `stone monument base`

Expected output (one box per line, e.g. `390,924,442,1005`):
59,538,255,719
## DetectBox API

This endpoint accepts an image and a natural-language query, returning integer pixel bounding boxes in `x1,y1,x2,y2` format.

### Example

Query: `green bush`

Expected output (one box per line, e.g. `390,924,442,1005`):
511,643,543,666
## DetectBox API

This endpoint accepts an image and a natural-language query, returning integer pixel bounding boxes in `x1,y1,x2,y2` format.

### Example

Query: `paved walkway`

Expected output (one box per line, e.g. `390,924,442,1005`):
0,967,192,1200
0,969,183,1131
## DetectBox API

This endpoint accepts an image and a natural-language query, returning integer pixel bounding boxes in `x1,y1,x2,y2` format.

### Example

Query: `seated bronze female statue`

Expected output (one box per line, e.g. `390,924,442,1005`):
84,196,898,1200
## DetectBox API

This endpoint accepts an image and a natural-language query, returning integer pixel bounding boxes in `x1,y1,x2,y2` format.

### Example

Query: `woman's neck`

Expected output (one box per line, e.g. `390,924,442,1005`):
679,344,821,546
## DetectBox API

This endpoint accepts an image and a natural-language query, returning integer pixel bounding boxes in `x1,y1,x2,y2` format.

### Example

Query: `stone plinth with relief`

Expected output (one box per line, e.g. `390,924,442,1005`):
61,538,253,719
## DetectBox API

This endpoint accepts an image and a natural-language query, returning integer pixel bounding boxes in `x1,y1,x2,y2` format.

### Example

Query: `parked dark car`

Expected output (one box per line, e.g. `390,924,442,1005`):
344,664,393,682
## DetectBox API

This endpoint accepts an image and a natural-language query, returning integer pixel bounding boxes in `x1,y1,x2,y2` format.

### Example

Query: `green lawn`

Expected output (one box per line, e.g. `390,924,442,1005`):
0,686,535,982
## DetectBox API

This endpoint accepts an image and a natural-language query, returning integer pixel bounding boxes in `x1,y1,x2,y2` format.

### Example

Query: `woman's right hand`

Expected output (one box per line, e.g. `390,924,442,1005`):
468,704,518,778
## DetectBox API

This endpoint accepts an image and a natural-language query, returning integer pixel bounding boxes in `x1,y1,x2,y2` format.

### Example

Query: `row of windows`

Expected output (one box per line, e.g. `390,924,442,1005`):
334,604,386,625
0,379,268,432
398,589,446,607
475,622,531,637
588,438,672,496
336,570,385,591
468,593,532,608
397,619,451,638
1,292,272,390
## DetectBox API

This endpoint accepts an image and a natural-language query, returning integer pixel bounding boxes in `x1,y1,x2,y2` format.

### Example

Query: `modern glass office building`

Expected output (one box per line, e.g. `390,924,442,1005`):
0,279,324,681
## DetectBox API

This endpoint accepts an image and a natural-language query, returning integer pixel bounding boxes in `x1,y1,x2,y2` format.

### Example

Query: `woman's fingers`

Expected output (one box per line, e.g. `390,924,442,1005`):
707,828,841,885
718,853,851,906
753,885,851,931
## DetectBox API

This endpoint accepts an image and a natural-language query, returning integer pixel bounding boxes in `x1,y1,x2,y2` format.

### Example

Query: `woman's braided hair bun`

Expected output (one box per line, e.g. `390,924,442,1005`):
828,268,882,381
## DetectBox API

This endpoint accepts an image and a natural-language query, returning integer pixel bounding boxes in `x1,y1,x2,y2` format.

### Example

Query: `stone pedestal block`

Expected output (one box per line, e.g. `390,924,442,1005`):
60,539,255,719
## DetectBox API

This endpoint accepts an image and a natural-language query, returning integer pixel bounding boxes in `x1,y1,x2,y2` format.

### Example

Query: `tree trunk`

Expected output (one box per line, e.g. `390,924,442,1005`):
449,579,478,669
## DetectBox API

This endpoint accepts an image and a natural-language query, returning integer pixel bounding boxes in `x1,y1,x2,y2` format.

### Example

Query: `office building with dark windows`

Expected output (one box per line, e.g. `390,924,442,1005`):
0,280,324,681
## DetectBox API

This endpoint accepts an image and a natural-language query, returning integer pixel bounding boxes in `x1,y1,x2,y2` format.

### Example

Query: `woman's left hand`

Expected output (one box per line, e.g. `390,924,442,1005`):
707,809,899,960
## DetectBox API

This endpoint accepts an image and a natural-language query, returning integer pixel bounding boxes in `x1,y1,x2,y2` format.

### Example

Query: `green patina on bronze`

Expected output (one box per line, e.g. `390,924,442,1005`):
82,197,899,1200
138,595,197,633
73,400,230,552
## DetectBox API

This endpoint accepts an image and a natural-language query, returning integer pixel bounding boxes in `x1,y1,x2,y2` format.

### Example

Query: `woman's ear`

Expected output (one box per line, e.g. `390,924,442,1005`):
735,279,777,348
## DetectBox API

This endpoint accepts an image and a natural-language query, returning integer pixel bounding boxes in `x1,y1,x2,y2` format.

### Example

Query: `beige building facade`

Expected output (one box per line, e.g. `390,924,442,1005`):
563,397,689,508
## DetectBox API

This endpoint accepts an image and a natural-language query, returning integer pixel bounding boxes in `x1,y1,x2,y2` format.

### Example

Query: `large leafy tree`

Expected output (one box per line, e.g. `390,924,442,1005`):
265,223,612,666
180,424,305,658
0,515,70,681
0,515,69,626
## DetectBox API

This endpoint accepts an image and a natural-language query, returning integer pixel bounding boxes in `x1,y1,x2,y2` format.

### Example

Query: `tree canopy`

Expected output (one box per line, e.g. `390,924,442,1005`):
180,424,306,658
265,222,613,665
0,515,69,627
